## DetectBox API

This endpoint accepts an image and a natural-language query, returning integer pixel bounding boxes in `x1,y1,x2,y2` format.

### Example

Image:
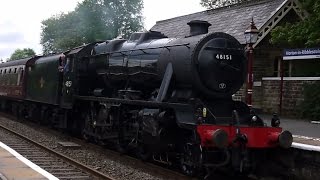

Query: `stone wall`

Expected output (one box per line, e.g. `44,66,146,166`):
252,47,281,109
233,46,281,109
262,77,320,116
233,46,283,109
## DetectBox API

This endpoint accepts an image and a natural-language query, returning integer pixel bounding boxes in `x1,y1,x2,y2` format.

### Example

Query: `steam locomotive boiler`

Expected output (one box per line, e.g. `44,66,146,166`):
88,20,246,99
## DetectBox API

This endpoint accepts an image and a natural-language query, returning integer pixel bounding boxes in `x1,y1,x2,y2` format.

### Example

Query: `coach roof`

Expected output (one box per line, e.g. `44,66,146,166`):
0,57,34,68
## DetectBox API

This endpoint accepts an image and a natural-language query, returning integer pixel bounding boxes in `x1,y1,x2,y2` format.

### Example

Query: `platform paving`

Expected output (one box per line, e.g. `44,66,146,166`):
0,142,57,180
0,146,47,180
259,114,320,138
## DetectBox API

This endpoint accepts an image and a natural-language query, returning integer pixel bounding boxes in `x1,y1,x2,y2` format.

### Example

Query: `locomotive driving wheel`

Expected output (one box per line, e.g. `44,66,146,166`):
81,129,90,142
81,106,96,142
180,143,201,176
136,143,151,161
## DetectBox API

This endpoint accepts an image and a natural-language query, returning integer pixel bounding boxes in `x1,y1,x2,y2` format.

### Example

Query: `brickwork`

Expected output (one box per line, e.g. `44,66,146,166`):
232,85,245,101
247,46,282,109
262,79,319,116
234,47,280,108
248,9,301,110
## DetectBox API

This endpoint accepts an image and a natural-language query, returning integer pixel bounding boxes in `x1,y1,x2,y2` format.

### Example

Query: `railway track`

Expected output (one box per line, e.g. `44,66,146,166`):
0,113,191,180
0,123,115,180
0,113,294,180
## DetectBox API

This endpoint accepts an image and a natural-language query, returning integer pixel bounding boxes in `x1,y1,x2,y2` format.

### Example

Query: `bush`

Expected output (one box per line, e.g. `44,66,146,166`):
300,82,320,120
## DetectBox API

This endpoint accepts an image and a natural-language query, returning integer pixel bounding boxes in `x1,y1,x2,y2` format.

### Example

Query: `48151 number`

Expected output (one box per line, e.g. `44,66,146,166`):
215,54,232,60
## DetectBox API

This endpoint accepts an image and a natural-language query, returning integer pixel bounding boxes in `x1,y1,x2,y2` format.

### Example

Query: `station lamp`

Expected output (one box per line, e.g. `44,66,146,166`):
244,18,259,107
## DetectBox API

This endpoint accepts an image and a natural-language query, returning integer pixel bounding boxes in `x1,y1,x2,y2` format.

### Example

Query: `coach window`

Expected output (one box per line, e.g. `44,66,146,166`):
4,69,7,74
14,68,17,74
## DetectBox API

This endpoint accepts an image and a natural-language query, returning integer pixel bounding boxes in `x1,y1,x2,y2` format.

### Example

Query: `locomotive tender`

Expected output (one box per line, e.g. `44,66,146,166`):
0,20,293,177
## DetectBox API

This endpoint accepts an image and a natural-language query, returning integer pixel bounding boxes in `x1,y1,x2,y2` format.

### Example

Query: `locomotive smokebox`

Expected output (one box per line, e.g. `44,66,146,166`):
187,20,211,36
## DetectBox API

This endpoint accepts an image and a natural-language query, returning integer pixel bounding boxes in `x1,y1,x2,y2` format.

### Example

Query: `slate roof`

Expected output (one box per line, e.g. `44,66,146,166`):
151,0,287,44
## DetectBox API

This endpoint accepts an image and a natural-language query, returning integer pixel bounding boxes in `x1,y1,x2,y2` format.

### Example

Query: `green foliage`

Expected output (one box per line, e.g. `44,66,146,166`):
271,0,320,47
40,0,144,54
41,12,83,54
299,82,320,120
9,48,36,61
200,0,250,9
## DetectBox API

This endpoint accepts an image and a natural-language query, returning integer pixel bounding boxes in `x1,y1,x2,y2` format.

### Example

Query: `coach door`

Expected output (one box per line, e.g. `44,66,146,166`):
60,56,74,109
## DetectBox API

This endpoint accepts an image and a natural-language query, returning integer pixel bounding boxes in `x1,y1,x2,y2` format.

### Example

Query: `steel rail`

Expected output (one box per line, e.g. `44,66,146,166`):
0,124,116,180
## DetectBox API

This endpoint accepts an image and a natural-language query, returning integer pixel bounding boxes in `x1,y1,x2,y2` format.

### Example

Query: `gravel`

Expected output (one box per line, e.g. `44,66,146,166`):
0,116,174,180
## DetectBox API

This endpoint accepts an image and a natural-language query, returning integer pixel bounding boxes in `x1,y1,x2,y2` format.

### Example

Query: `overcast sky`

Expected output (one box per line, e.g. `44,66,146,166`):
0,0,205,60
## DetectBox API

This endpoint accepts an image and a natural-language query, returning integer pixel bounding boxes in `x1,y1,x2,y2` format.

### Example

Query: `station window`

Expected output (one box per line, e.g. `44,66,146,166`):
290,59,320,77
275,57,320,77
273,57,290,77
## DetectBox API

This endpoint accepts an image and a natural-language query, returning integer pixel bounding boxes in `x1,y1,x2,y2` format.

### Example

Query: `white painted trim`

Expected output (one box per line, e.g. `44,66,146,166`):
292,142,320,152
254,0,292,47
262,77,320,81
254,0,308,48
283,55,320,60
0,141,58,180
311,121,320,124
293,135,320,142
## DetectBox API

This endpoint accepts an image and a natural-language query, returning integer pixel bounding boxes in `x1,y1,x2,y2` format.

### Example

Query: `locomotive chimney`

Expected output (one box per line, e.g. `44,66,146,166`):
187,20,211,36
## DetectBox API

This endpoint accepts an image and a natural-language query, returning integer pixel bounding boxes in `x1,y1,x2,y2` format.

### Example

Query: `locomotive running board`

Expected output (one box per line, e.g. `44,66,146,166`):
75,95,190,109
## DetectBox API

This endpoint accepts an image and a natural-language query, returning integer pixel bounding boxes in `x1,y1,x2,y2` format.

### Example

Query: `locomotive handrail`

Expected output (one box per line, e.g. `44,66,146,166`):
204,46,244,51
75,95,191,108
88,43,191,58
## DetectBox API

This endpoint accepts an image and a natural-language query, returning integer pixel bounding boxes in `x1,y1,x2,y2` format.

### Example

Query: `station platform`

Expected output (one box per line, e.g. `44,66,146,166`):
260,114,320,138
260,113,320,151
0,142,57,180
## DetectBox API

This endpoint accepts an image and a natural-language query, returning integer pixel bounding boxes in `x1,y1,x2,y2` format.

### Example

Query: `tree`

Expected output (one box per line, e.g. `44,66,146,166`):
101,0,144,38
271,0,320,47
9,48,36,61
40,0,144,54
41,12,84,54
200,0,251,9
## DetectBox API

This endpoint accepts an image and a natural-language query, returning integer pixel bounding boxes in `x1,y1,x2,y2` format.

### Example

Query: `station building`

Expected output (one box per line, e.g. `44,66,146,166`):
151,0,319,117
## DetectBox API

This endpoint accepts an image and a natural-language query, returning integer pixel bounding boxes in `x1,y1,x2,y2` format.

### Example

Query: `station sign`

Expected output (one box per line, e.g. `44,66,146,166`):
283,48,320,60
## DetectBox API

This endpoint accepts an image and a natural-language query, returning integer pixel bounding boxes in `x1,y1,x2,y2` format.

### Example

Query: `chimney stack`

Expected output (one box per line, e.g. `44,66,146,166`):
187,20,211,36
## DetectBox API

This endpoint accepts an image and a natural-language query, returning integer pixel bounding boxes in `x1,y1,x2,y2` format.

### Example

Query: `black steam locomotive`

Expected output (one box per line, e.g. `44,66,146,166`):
0,20,292,177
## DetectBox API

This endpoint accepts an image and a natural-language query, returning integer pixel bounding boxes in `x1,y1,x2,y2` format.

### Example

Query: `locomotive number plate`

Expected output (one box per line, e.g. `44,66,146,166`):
215,54,232,60
65,81,72,87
